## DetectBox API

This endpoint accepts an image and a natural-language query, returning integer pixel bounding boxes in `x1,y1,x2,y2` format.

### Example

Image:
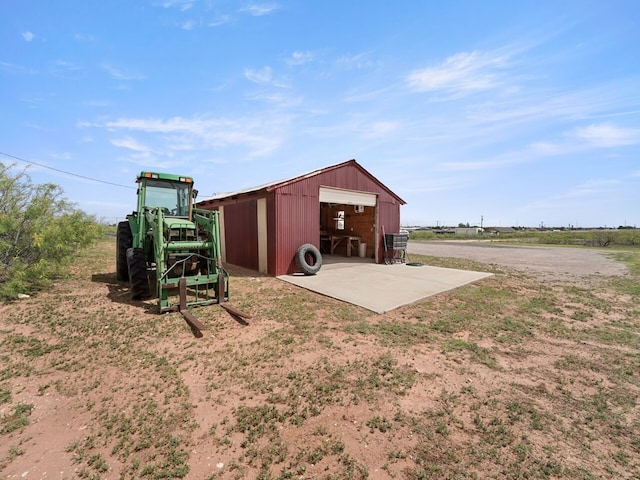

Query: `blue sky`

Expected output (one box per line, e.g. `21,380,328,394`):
2,1,639,228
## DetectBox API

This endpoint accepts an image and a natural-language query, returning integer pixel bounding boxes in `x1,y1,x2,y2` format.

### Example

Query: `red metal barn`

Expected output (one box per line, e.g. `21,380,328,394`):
197,159,406,276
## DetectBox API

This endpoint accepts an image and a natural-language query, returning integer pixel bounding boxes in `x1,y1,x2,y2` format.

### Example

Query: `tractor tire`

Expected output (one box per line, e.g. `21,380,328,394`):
294,244,322,275
116,221,132,281
126,247,150,300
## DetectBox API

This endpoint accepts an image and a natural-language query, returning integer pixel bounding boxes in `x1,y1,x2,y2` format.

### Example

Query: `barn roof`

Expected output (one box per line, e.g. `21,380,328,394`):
199,159,406,205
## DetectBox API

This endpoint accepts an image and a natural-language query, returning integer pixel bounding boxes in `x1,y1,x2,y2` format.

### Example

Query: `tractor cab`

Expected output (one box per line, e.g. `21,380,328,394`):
136,172,196,220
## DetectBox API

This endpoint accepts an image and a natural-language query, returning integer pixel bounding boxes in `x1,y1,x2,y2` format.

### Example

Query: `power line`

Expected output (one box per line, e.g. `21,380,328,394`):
0,151,136,190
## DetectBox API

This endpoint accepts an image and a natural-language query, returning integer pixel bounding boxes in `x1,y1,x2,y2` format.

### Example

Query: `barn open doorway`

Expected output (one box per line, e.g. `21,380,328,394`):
318,187,377,261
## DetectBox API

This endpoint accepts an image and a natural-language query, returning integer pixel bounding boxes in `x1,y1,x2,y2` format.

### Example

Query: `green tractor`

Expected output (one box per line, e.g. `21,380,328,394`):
116,171,232,327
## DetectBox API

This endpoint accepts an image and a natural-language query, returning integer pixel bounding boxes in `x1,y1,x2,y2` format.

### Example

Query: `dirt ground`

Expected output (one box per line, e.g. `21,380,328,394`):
407,240,628,282
1,239,638,479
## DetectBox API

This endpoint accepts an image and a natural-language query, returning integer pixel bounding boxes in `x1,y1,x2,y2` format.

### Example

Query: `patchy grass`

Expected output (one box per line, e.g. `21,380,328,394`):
0,238,639,478
1,402,34,434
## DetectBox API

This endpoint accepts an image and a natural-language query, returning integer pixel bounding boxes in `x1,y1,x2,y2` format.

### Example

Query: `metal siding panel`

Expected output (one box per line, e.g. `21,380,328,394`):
222,201,259,271
273,190,320,275
257,198,268,274
377,201,401,263
267,195,277,275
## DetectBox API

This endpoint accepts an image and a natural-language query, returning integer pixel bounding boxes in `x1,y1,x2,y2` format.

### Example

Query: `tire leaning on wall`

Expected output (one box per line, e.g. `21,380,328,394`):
294,244,322,275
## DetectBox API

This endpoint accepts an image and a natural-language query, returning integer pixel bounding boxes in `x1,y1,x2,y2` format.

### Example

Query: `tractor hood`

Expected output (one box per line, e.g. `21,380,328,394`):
162,216,198,242
163,217,196,229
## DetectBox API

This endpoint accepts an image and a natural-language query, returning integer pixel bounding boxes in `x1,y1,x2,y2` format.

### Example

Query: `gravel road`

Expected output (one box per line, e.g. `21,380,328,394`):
407,241,628,282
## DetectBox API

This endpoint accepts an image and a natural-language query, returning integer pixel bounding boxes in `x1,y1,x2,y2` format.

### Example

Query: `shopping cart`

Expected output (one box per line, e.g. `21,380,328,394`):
383,232,409,264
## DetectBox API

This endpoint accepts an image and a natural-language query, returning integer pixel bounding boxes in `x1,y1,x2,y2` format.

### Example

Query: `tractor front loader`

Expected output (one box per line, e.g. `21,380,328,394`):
116,172,249,331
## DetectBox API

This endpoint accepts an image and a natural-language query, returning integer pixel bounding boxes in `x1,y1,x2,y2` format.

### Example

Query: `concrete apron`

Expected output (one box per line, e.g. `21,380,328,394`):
277,260,493,314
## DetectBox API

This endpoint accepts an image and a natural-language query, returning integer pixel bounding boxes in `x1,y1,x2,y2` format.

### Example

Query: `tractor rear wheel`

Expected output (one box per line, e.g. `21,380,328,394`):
126,247,150,300
116,221,132,281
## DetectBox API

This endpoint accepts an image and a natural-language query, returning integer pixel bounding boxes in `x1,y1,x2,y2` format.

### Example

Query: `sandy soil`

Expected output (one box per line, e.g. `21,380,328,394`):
1,239,638,479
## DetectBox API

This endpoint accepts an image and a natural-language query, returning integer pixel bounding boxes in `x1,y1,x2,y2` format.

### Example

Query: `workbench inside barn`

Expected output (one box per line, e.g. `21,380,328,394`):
321,234,361,257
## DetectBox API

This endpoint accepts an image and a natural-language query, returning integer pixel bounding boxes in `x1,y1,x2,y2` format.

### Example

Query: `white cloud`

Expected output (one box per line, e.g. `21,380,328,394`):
74,33,96,42
54,60,82,71
527,141,570,156
208,14,231,27
286,50,314,66
521,179,621,215
244,66,273,85
101,63,146,81
0,61,33,74
181,19,197,30
406,51,507,95
573,123,640,147
362,121,398,139
49,152,73,161
243,66,288,88
97,114,287,158
440,138,577,172
105,117,202,133
240,3,279,16
22,31,34,42
561,179,620,199
111,136,155,154
336,53,377,70
440,119,640,172
401,175,475,194
441,158,511,172
245,91,302,108
157,0,194,11
51,60,85,79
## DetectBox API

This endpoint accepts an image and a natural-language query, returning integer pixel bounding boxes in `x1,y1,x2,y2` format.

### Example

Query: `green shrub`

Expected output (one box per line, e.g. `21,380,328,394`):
0,163,105,299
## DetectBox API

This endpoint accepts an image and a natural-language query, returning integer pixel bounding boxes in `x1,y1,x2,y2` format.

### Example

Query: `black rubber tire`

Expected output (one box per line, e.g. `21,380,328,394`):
126,247,150,300
295,244,322,275
116,221,132,281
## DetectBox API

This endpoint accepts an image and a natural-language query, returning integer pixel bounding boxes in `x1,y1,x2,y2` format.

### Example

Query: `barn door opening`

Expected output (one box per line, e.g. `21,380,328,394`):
318,187,377,260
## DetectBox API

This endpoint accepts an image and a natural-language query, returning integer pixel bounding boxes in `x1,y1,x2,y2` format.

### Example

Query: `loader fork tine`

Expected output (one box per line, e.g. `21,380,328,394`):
178,277,206,332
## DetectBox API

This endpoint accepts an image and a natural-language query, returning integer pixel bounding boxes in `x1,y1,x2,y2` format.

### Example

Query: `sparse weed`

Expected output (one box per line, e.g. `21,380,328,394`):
0,402,34,434
1,236,639,479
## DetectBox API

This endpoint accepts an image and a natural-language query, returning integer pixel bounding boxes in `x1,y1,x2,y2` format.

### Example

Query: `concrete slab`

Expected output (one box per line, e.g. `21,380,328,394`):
277,260,493,313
